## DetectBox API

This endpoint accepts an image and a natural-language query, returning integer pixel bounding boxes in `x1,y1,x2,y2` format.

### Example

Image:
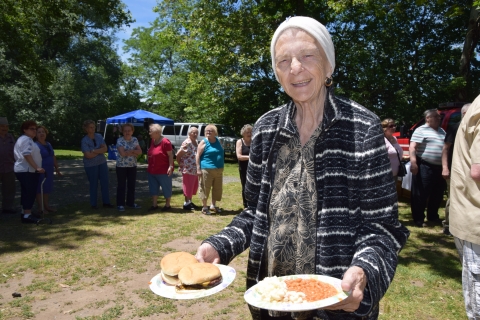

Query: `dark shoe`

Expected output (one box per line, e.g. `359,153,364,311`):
443,228,452,236
161,206,171,212
21,214,41,224
148,206,158,211
414,220,426,227
190,202,198,210
183,203,195,210
103,204,114,208
427,218,442,224
128,204,141,209
2,209,17,214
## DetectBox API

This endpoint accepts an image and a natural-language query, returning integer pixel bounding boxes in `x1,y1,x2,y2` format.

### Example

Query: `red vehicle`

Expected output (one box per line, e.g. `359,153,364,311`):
393,102,466,159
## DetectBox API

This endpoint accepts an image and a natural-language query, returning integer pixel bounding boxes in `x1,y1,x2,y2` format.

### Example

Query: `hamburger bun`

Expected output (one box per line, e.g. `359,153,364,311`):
160,252,198,285
175,263,223,293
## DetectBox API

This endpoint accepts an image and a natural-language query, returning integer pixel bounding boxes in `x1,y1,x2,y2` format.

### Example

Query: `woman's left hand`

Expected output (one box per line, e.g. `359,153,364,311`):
324,266,367,313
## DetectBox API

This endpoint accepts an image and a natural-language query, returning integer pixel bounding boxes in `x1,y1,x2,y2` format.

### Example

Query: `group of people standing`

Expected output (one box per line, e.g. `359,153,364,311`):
0,118,61,224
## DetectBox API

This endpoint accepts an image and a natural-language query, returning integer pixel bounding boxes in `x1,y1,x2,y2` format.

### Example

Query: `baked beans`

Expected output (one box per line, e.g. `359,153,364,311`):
285,278,338,302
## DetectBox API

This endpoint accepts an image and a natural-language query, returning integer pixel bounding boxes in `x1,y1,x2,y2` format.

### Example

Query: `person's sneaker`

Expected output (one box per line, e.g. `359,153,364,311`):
117,206,125,212
202,207,211,215
128,204,141,209
414,220,426,228
210,205,221,213
443,228,452,236
103,204,114,208
183,203,195,210
21,214,41,224
190,202,198,210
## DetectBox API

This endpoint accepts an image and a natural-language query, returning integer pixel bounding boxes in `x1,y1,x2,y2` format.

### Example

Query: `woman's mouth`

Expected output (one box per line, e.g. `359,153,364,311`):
292,79,311,86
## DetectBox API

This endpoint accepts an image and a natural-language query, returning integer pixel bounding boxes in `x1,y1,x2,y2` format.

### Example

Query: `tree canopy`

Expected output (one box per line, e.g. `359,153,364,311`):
0,0,136,145
125,0,480,131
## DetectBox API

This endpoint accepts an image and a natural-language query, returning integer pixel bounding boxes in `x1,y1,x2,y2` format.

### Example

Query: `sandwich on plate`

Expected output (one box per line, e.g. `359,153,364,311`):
160,252,198,286
176,262,223,293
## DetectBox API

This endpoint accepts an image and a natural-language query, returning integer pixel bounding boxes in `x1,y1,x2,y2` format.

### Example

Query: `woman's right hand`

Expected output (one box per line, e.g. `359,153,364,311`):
195,243,220,264
36,167,45,174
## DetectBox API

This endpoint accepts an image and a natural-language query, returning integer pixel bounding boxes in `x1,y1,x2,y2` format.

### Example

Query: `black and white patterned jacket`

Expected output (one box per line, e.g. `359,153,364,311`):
204,87,410,319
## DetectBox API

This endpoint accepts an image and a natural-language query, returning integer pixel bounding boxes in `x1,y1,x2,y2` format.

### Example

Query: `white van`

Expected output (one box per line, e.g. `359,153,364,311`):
161,123,238,156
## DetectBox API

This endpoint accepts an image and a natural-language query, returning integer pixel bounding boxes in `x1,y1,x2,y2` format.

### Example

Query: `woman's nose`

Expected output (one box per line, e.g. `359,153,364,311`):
290,57,303,74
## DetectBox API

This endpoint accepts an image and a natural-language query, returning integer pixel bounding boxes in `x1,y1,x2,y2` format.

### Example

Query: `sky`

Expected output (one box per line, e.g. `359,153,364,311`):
115,0,159,61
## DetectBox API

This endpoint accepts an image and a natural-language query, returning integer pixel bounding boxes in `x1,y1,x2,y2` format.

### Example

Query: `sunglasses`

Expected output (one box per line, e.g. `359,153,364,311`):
388,124,396,128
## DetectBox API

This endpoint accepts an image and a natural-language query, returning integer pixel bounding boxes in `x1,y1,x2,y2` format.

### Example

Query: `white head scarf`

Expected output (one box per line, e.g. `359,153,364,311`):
270,16,335,82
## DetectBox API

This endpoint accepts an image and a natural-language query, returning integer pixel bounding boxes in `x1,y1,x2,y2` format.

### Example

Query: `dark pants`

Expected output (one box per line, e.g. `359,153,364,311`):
15,172,39,211
239,167,247,208
411,161,446,223
1,171,16,210
116,166,137,206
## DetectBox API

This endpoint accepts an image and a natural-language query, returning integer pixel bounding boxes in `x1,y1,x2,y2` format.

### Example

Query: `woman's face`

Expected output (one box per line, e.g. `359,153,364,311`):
36,128,47,141
189,128,199,141
242,129,252,139
123,126,133,138
274,29,331,105
85,124,95,135
24,125,37,138
205,127,216,138
149,127,159,139
384,123,396,136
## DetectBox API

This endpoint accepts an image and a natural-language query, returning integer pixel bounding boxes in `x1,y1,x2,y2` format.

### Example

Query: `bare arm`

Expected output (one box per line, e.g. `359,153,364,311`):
236,139,249,161
441,142,451,179
167,150,174,176
409,142,419,175
196,141,206,176
472,163,480,182
24,154,45,173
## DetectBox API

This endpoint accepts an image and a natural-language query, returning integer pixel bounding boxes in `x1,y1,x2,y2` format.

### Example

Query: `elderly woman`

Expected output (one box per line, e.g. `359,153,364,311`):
14,120,45,223
382,119,404,181
176,126,199,211
195,17,409,319
196,124,224,215
81,120,113,209
236,124,252,209
147,123,174,211
116,123,142,211
35,126,61,213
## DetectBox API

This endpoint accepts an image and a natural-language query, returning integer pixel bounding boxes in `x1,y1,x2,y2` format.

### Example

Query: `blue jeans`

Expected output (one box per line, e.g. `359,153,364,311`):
84,162,110,207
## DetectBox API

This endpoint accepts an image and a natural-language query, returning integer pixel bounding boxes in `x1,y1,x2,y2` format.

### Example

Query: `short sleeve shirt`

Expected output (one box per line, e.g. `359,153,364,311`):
179,138,198,175
81,133,107,167
14,135,42,172
410,124,446,165
147,138,172,174
116,136,139,167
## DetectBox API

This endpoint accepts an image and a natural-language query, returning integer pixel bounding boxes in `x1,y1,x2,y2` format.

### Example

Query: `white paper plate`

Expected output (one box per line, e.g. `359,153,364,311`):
149,264,236,300
244,274,348,312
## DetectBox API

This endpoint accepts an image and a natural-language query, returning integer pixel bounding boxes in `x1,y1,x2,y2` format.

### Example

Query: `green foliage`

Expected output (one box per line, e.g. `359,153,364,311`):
125,0,480,129
0,0,138,146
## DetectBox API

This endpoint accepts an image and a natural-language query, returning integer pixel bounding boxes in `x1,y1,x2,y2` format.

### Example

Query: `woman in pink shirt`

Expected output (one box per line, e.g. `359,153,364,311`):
382,118,404,180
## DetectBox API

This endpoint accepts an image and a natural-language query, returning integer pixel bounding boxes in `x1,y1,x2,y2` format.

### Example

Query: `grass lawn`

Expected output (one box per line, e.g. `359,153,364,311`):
0,167,466,319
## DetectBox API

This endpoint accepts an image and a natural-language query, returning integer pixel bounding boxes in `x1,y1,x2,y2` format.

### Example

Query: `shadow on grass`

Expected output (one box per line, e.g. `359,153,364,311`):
396,196,461,283
0,189,189,255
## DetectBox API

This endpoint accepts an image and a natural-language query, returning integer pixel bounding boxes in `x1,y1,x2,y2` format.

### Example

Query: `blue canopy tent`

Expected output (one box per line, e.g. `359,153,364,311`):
103,110,174,160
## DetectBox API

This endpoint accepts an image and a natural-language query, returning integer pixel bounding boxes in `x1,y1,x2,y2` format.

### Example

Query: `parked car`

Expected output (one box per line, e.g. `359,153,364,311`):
161,123,238,156
393,102,466,158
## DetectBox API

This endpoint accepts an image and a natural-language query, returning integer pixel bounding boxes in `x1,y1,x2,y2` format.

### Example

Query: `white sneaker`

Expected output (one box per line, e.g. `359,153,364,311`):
117,206,125,212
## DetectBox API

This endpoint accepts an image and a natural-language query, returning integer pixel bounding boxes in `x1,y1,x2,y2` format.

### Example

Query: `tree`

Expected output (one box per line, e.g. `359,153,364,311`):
124,0,480,130
0,0,135,145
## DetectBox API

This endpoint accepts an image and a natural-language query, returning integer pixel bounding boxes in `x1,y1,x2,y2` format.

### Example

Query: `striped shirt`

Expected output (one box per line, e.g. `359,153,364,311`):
203,87,410,319
410,124,446,165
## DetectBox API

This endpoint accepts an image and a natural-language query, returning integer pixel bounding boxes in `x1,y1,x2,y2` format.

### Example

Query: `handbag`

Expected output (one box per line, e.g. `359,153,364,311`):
387,138,406,177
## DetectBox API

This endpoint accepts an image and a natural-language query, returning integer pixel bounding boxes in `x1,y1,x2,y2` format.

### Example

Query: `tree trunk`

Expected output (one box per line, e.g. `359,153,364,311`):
458,5,480,101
